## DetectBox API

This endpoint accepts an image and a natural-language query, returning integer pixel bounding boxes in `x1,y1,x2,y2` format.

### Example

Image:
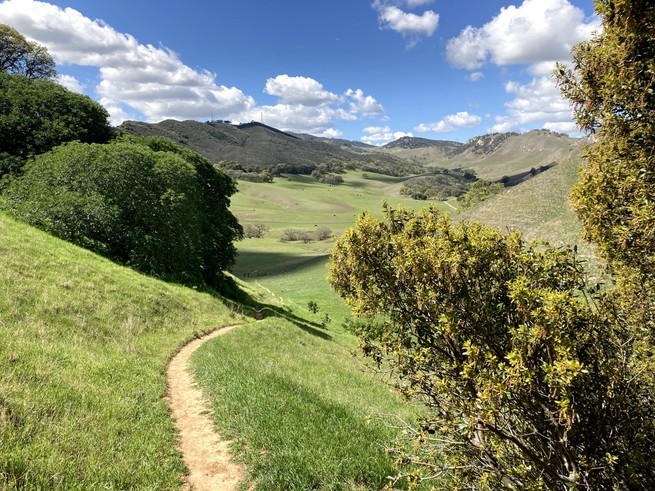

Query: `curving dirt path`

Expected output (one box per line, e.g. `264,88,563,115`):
167,325,246,491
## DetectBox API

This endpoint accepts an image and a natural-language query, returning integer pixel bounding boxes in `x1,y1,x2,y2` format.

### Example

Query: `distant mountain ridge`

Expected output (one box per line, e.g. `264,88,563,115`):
381,129,583,181
118,120,583,182
383,136,462,153
117,119,407,172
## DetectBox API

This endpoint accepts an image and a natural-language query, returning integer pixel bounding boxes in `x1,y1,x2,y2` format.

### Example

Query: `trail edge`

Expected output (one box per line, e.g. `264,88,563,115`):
167,325,246,491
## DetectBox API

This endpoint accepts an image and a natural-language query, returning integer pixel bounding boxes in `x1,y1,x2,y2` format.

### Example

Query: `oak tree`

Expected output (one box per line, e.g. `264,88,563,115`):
0,24,56,79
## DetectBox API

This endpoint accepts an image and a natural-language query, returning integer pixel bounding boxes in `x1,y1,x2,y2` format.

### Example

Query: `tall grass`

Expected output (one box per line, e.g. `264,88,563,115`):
0,212,246,489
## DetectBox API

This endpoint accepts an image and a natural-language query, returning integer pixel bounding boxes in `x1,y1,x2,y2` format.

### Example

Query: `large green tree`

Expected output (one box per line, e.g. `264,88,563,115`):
0,24,56,79
1,137,243,288
0,73,112,163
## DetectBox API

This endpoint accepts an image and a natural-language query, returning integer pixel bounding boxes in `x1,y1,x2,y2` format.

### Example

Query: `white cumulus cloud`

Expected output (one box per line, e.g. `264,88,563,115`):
233,84,385,137
57,74,84,93
489,70,574,133
445,0,599,136
415,111,481,133
373,0,439,47
0,0,256,123
360,125,412,145
446,0,600,70
345,89,385,117
264,75,340,106
0,0,389,136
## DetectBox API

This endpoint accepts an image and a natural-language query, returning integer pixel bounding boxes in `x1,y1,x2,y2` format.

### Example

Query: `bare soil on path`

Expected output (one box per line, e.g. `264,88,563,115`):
167,325,246,491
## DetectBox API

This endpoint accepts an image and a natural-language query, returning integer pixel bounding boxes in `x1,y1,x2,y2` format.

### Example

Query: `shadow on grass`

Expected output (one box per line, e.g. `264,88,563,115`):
206,275,333,341
233,251,330,278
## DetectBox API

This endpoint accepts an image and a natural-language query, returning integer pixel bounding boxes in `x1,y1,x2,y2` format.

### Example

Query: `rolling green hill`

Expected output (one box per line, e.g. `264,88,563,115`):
117,119,413,173
0,211,247,489
0,207,419,489
457,157,602,277
382,130,584,181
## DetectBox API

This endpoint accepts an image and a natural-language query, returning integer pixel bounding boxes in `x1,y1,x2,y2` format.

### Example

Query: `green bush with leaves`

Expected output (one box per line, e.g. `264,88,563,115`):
556,0,655,335
1,136,242,288
330,205,655,490
457,179,504,209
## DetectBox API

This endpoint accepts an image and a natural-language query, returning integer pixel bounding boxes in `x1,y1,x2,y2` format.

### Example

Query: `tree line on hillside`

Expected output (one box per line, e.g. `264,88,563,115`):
0,24,242,292
330,1,655,489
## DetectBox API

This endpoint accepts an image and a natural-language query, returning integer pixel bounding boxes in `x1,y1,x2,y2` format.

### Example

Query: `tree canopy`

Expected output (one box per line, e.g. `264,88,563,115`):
0,72,112,176
1,136,243,288
557,0,655,285
0,24,56,79
556,0,655,368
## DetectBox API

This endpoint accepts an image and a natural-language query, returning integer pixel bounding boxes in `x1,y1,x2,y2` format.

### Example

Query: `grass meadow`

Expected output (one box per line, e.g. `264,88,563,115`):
190,172,437,489
0,159,588,489
0,169,428,490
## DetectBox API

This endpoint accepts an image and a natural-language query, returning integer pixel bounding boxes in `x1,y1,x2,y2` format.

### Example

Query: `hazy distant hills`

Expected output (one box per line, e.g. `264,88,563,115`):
382,130,584,181
118,120,584,181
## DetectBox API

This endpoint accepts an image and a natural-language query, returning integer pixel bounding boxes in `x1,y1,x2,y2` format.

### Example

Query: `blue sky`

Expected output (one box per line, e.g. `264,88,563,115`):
0,0,599,144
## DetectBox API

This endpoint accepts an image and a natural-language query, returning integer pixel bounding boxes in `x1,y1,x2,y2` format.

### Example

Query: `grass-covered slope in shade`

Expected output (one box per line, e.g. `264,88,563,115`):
0,212,247,490
230,170,450,277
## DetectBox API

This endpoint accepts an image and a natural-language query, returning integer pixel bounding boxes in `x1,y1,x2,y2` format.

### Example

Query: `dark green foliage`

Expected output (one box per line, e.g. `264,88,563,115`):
1,137,242,288
360,159,425,177
457,179,504,209
0,24,56,79
400,168,477,200
320,174,344,185
0,73,112,176
330,205,655,490
307,300,319,314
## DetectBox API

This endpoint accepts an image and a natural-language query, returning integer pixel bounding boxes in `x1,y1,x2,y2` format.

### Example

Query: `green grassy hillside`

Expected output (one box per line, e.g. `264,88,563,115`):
230,170,451,276
458,157,601,275
384,130,584,181
0,206,420,490
0,211,249,489
193,257,424,489
118,119,409,172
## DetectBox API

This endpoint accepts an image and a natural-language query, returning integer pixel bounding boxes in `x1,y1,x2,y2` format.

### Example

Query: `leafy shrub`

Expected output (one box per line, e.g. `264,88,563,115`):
400,168,477,199
330,205,655,490
457,179,504,209
2,136,242,288
320,174,344,185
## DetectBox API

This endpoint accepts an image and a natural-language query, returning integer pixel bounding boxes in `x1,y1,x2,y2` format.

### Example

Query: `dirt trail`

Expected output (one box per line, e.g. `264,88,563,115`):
167,325,246,491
